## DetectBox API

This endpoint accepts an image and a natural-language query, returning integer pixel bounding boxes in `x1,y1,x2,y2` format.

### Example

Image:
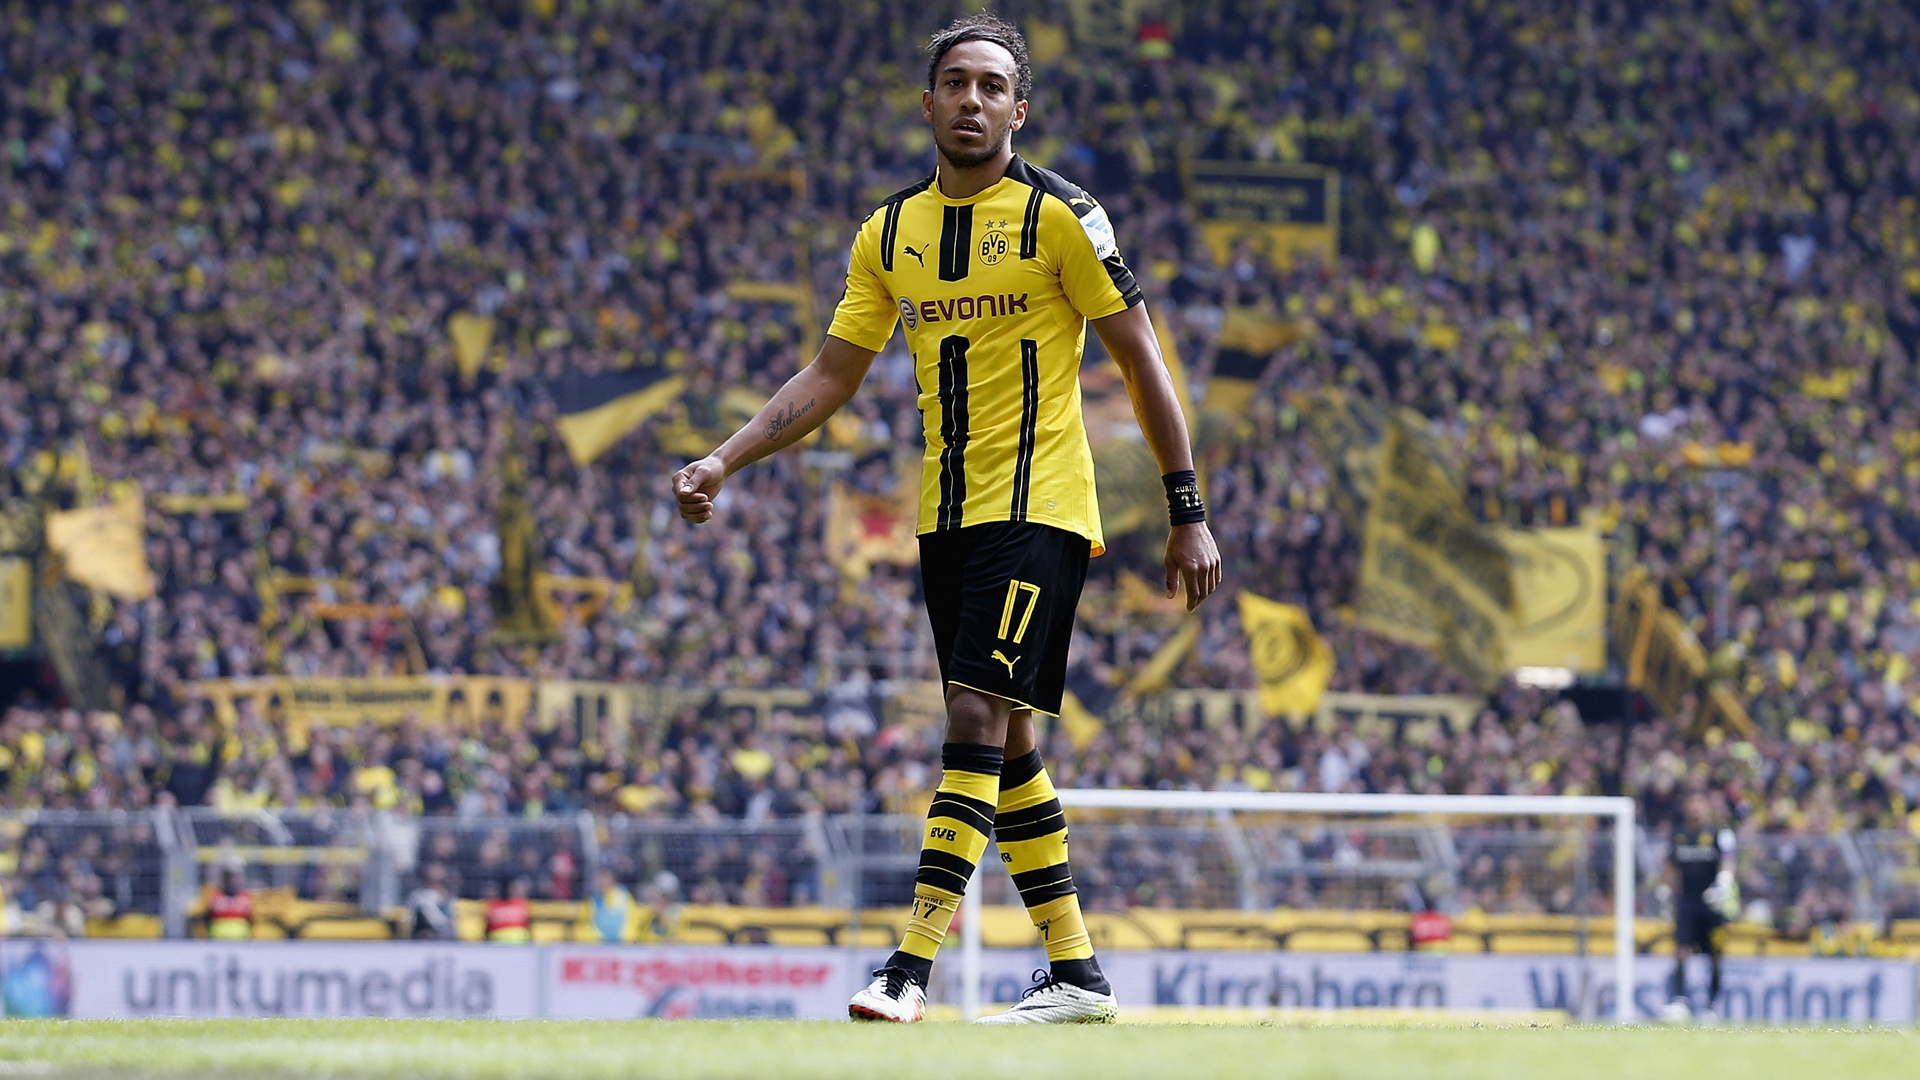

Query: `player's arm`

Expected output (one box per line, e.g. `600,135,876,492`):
671,334,877,524
1091,303,1222,610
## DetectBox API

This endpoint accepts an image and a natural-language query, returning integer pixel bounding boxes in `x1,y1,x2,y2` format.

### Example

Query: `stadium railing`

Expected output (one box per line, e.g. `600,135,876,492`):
5,809,1918,957
0,809,176,938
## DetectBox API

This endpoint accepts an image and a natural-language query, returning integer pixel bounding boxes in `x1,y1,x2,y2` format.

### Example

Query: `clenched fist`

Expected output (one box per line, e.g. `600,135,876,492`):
671,456,727,524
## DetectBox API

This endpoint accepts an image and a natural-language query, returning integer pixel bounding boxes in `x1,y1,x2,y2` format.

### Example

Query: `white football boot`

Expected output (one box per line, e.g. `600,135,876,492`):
849,966,927,1022
975,970,1118,1025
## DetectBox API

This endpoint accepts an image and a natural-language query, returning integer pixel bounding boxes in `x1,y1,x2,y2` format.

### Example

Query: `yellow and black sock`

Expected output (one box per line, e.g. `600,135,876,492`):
995,749,1108,994
886,742,1002,985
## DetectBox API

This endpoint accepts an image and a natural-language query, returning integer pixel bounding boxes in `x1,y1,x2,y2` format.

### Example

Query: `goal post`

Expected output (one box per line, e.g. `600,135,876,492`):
958,790,1636,1022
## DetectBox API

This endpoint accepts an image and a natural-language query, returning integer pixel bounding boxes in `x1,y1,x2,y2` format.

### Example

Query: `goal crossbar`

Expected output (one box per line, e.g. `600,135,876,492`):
957,790,1636,1022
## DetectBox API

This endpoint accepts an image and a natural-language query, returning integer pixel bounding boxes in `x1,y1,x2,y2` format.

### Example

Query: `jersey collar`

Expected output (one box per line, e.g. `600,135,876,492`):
931,156,1021,205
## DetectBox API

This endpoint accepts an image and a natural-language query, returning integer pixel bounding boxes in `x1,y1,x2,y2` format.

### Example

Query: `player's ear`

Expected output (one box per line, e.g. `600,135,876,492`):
1010,99,1027,132
922,88,934,124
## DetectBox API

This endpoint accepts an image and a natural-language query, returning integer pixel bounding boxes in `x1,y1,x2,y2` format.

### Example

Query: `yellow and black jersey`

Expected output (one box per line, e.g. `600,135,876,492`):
827,155,1143,556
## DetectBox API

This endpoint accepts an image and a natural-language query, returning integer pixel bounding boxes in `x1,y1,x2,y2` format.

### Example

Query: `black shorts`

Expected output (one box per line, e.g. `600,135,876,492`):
920,521,1091,717
1674,901,1724,952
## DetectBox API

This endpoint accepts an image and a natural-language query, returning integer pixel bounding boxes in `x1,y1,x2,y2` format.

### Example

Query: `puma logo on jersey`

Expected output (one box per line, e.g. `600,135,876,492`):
991,650,1020,676
902,244,927,266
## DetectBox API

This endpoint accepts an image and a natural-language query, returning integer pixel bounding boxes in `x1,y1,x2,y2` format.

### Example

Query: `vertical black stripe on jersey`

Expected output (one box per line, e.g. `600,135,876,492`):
880,201,903,272
939,205,972,281
1011,339,1039,520
936,335,970,529
1019,187,1043,259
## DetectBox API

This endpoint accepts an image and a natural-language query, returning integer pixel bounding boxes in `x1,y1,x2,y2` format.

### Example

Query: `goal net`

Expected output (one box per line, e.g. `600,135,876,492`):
952,791,1636,1022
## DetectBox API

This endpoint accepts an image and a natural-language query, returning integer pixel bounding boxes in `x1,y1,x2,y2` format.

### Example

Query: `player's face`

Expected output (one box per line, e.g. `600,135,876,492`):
922,40,1027,169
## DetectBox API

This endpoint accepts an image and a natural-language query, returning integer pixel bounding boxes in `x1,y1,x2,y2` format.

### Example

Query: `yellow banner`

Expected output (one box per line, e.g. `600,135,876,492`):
1610,569,1751,735
1236,591,1335,718
0,557,30,650
528,682,816,740
153,493,251,514
1500,527,1607,673
196,676,533,732
1098,686,1480,745
1187,161,1340,270
45,492,155,599
1356,417,1514,687
1314,691,1482,746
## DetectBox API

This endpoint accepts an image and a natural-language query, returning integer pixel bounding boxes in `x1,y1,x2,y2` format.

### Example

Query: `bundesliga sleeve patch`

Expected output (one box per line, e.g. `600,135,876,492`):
1076,200,1119,261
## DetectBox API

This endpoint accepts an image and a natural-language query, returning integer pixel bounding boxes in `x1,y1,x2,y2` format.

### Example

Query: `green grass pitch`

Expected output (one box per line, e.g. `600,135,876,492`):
0,1019,1913,1079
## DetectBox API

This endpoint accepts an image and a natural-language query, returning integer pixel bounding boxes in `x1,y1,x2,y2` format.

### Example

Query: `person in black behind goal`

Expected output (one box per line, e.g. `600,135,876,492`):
1665,793,1739,1020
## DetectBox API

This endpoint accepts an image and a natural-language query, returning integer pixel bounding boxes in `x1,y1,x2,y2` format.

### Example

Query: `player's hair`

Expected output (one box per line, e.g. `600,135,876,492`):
926,11,1032,101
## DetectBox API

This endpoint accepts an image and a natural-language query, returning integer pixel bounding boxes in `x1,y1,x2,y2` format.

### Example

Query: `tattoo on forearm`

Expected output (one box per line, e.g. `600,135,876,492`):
765,397,816,441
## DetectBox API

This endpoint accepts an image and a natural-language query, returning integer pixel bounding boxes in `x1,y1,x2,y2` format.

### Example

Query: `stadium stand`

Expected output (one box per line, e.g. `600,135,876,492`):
2,0,1920,957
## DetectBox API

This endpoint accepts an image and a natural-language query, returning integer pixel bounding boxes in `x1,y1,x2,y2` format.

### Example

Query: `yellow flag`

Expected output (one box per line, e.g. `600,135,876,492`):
448,312,495,379
46,492,155,600
1057,689,1105,752
1207,306,1301,418
1237,591,1335,718
1122,615,1201,697
1500,526,1606,672
551,367,685,467
1354,414,1514,687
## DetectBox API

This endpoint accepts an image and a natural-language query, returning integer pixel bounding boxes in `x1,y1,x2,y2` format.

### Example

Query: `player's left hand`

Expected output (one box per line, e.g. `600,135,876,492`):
1165,522,1221,611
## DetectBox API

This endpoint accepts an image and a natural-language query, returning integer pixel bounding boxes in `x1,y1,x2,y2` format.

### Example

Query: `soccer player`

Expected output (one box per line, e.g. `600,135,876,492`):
671,12,1220,1024
1664,793,1738,1021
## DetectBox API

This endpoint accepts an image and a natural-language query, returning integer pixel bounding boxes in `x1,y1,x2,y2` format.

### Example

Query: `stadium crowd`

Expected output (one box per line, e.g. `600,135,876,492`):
3,0,1920,931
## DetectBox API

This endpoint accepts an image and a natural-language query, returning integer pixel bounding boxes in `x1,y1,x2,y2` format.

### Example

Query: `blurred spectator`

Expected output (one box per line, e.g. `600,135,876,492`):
406,862,456,940
485,876,533,944
586,866,636,943
204,866,253,941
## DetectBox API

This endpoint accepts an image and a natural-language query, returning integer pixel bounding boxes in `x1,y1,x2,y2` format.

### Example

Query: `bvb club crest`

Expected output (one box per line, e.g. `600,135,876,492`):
979,228,1010,265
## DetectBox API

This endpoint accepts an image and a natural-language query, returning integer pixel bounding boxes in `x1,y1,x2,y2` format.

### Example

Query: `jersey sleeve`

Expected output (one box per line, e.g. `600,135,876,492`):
1050,193,1144,320
825,215,898,352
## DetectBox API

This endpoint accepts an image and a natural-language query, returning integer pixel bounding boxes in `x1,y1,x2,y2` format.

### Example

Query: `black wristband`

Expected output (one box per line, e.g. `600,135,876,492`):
1163,470,1207,526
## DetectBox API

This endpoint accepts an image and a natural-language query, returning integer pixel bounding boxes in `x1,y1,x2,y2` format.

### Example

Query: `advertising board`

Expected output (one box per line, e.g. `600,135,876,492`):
13,940,1911,1023
33,941,539,1019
